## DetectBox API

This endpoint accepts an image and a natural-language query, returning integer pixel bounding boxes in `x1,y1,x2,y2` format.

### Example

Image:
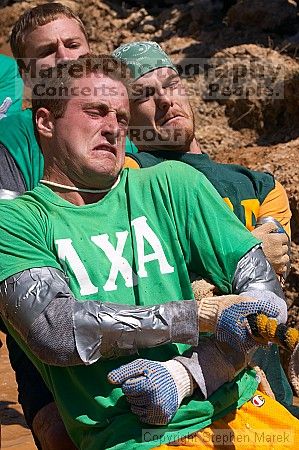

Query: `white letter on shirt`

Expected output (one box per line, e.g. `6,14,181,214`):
91,232,137,292
131,216,174,278
55,238,98,296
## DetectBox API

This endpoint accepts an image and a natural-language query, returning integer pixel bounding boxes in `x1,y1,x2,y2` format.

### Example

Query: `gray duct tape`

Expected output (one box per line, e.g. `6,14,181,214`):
232,245,285,299
0,266,198,365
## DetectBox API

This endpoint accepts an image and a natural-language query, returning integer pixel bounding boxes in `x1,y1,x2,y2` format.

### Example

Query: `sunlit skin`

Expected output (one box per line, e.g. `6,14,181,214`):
23,17,90,84
129,67,201,153
36,73,130,205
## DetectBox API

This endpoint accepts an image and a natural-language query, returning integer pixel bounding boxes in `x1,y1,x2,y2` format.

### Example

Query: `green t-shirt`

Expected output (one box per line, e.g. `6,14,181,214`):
0,55,23,118
0,109,138,191
127,151,294,410
0,109,43,190
128,151,275,229
0,162,259,450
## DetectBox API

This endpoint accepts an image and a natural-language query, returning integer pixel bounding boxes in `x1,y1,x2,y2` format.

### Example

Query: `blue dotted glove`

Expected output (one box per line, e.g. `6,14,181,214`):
199,291,287,353
108,359,193,425
217,291,287,353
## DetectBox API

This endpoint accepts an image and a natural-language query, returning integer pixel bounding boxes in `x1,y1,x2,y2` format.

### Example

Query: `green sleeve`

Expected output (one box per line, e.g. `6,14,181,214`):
0,200,61,283
0,55,23,116
168,163,260,293
0,110,44,190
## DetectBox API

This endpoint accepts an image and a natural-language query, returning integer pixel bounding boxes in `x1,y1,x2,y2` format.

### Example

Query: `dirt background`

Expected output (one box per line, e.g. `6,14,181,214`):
0,0,299,448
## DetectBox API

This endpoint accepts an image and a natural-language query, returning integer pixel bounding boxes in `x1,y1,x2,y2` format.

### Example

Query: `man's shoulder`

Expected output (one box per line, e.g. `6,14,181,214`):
214,159,274,183
126,160,210,198
128,159,202,179
0,188,43,216
0,108,32,126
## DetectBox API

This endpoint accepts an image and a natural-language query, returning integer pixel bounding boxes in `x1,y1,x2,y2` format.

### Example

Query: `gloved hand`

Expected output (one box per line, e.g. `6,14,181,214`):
108,358,194,425
252,222,290,276
198,291,287,353
191,278,217,300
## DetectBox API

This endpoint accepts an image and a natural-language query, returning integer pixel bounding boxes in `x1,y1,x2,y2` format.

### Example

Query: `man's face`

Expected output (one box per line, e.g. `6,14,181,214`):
23,16,89,79
129,67,195,151
45,73,129,189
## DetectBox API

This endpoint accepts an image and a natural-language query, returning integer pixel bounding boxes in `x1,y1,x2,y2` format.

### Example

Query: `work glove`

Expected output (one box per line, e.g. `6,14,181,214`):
197,291,287,353
190,277,218,299
252,222,290,277
108,358,194,425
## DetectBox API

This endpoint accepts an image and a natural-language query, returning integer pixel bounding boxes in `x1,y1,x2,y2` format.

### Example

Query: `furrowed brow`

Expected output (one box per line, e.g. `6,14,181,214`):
35,43,57,56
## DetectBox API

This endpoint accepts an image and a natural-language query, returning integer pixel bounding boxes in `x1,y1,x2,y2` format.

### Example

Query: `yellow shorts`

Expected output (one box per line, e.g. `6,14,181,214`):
153,390,299,450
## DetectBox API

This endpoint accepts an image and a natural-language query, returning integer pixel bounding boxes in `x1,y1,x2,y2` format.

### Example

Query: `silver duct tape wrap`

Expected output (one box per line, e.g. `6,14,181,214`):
175,337,248,399
0,267,69,339
232,245,285,299
0,266,198,366
73,299,198,364
175,246,287,399
0,189,20,199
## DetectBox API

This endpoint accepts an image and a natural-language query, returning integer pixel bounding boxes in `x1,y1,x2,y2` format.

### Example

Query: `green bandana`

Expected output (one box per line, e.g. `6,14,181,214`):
112,41,177,80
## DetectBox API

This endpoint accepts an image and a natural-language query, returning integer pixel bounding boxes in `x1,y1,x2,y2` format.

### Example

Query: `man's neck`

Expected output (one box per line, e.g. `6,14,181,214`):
52,189,108,206
42,169,119,206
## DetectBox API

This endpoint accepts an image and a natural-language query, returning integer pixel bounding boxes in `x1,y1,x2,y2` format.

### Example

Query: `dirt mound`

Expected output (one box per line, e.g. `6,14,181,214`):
205,44,299,143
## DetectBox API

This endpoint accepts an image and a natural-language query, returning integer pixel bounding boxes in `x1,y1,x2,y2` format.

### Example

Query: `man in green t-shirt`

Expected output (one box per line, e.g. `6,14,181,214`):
0,56,295,450
0,4,136,197
0,5,294,448
113,41,297,416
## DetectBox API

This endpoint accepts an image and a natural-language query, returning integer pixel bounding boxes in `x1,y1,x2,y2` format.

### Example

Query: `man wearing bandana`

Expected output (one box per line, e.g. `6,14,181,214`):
112,41,297,417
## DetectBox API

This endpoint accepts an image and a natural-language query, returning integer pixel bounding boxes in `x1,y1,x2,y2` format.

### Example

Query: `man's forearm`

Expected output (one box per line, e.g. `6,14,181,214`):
0,267,198,366
0,245,286,367
175,337,248,398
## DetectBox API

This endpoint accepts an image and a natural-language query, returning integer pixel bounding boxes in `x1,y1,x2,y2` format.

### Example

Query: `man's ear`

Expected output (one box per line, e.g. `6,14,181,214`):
36,108,54,138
